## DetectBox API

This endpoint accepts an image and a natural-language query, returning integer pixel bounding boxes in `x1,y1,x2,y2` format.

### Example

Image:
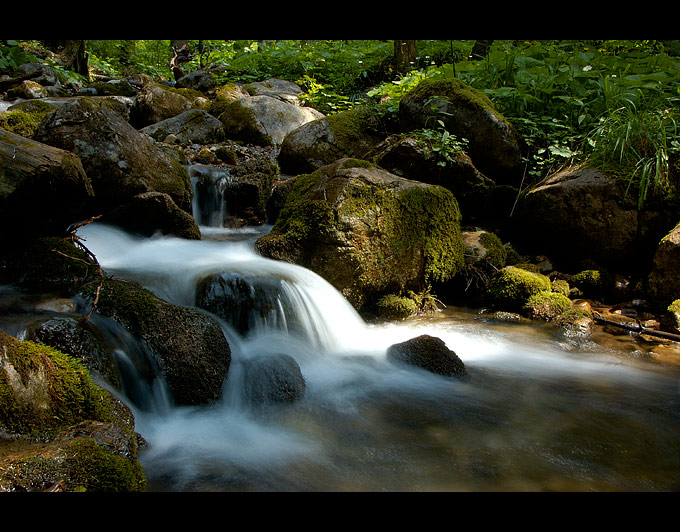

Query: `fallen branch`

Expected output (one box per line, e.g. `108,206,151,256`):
593,315,680,343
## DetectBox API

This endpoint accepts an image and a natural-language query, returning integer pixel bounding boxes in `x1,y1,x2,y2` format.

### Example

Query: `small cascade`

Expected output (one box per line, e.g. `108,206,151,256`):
88,313,173,415
188,164,232,227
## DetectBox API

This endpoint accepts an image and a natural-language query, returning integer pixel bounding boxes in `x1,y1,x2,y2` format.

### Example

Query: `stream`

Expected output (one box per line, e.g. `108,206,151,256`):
68,218,680,492
3,161,680,492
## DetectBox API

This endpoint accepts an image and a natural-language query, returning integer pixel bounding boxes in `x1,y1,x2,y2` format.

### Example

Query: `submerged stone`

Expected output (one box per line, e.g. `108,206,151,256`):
386,334,466,377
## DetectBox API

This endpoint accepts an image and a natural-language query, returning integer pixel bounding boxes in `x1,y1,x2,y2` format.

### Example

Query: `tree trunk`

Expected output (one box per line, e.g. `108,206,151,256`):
41,40,89,79
170,40,192,81
394,40,418,74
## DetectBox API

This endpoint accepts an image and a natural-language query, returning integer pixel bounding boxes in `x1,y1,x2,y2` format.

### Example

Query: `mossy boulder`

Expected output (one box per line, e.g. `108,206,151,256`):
0,330,120,438
87,278,231,406
386,334,466,377
0,101,55,138
140,109,225,145
555,308,594,338
255,159,464,311
375,293,419,320
569,268,614,300
661,299,680,334
398,78,524,183
33,96,193,214
368,132,495,221
523,290,573,321
278,105,388,175
129,82,205,128
0,418,146,492
486,265,552,312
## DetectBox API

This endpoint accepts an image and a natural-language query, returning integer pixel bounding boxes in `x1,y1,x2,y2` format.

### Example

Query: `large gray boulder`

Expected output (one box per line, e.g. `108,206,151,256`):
219,94,323,147
33,96,193,214
278,105,387,175
140,109,225,145
129,82,209,128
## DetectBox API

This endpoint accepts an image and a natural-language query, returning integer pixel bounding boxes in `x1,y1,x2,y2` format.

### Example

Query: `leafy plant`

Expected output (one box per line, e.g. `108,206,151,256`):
412,121,469,167
584,97,680,207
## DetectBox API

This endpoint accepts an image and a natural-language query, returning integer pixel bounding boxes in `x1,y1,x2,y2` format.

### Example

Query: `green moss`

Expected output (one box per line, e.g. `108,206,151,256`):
523,290,573,321
486,265,552,311
326,105,387,155
551,279,571,297
569,268,613,299
65,438,145,492
376,294,418,319
0,109,47,138
0,331,116,437
668,299,680,314
478,231,507,269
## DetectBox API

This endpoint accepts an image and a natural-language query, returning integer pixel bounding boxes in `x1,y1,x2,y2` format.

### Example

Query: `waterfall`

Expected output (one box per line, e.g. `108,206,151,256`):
66,179,680,492
188,164,232,228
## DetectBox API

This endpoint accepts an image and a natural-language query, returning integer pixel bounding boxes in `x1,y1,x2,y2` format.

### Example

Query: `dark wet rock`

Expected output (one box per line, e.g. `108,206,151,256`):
88,278,231,406
0,129,93,243
241,353,306,405
386,334,466,377
103,191,201,240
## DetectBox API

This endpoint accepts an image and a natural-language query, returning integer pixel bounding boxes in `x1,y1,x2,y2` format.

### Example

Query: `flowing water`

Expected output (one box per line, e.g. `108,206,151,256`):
69,218,680,492
4,166,680,492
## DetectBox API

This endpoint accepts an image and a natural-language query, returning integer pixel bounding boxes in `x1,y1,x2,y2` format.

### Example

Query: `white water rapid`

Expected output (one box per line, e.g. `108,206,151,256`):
72,217,680,492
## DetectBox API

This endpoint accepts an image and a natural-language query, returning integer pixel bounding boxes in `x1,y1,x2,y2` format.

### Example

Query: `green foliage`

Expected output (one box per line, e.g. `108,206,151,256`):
0,40,40,75
584,98,680,207
412,122,469,167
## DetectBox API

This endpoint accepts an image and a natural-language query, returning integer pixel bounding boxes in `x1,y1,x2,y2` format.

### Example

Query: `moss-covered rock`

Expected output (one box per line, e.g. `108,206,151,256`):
569,268,613,300
129,82,199,128
0,330,117,438
255,159,464,311
486,265,551,312
523,290,573,321
648,220,680,309
661,299,680,334
398,78,524,183
0,419,146,492
278,104,388,175
551,278,571,297
555,308,594,338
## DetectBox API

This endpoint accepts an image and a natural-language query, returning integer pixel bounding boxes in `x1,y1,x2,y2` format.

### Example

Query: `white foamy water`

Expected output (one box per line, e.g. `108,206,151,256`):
74,222,680,492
